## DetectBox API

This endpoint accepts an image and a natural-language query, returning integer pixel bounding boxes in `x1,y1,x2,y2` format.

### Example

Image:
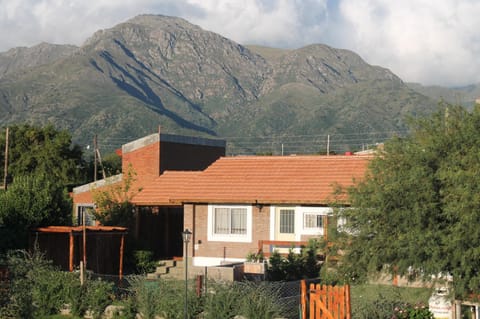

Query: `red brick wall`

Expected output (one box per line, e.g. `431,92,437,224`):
184,203,270,260
122,141,160,185
71,180,121,207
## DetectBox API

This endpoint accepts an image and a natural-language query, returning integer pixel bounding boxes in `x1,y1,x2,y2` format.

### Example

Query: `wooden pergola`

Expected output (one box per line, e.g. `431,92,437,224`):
33,225,128,280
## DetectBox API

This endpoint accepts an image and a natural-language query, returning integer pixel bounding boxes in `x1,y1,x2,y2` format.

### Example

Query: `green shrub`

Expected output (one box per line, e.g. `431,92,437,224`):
127,276,202,319
353,289,433,319
203,281,287,319
237,282,286,319
129,277,160,319
32,270,72,317
203,282,243,319
393,303,433,319
84,278,114,319
267,239,322,281
0,249,66,319
133,250,157,274
62,273,85,317
266,250,285,281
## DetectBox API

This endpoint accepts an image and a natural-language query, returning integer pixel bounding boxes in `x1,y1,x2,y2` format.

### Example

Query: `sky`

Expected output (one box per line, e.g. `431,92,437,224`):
1,0,480,87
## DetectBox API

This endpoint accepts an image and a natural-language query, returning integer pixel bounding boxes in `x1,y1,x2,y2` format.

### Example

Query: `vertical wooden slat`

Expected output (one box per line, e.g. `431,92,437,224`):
119,234,125,281
301,280,307,319
345,284,351,319
310,290,317,319
339,286,345,319
69,231,74,272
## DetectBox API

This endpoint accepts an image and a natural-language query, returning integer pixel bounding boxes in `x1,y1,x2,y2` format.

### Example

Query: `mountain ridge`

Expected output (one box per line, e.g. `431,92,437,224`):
0,14,462,154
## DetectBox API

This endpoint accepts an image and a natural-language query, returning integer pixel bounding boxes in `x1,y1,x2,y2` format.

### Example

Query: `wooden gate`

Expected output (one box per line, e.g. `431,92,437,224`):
300,280,351,319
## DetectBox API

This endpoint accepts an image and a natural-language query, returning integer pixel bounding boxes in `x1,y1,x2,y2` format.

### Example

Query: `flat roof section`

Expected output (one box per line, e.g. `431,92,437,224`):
122,133,226,154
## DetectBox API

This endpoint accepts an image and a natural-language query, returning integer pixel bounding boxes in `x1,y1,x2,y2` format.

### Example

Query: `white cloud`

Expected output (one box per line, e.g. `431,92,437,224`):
0,0,479,86
185,0,329,48
337,0,480,86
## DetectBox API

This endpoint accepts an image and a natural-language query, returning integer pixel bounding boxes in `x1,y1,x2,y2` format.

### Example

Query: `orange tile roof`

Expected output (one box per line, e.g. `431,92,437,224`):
132,155,371,206
131,171,201,205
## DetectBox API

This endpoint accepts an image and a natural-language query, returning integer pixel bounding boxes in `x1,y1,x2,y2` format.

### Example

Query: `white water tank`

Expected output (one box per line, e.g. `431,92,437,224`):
429,287,453,319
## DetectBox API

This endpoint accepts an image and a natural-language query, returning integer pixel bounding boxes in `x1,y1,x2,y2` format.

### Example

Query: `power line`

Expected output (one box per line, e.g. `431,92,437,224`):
82,129,410,156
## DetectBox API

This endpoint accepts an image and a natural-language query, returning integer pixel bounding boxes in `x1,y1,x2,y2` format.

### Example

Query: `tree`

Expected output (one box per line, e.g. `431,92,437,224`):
0,124,86,187
339,104,480,298
91,165,140,227
0,124,83,252
0,173,72,252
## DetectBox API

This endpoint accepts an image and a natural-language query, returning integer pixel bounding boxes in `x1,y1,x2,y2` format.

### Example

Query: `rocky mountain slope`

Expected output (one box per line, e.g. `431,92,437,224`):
0,42,78,78
0,14,441,154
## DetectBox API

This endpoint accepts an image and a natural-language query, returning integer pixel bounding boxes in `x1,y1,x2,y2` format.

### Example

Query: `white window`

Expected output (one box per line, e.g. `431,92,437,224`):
76,204,96,226
208,205,252,242
300,207,332,235
303,212,324,230
279,209,295,234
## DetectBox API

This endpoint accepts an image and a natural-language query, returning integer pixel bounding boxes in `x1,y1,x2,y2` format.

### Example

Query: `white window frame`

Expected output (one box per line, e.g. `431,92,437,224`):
207,204,252,243
76,204,96,226
300,207,332,235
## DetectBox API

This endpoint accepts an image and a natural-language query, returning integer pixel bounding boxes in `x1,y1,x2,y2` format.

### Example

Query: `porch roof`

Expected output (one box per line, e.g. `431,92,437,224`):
34,225,128,234
132,155,371,206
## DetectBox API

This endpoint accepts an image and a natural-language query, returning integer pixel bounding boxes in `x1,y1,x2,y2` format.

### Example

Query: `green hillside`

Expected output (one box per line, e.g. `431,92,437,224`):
0,14,441,154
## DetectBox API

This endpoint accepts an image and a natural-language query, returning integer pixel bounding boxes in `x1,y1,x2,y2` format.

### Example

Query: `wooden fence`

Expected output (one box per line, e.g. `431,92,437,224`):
300,280,351,319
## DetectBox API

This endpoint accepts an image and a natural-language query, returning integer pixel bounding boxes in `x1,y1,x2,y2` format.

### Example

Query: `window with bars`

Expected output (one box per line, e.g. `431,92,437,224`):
279,209,295,233
208,205,252,242
214,207,247,235
303,212,324,230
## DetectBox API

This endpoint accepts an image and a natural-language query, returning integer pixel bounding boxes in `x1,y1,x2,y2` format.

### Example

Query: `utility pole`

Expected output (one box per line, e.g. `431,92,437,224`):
93,135,98,181
2,127,9,190
96,148,106,180
327,134,330,156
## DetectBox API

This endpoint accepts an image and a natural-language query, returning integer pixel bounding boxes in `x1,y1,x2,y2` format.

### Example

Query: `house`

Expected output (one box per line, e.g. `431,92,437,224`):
71,132,226,259
131,154,371,267
71,132,371,270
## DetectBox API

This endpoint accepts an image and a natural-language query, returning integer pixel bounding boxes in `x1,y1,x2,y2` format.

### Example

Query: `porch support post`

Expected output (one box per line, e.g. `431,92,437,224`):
69,231,74,272
119,233,125,281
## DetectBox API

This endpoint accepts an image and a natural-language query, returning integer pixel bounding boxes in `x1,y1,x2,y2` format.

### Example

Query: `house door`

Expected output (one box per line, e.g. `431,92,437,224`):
275,208,296,242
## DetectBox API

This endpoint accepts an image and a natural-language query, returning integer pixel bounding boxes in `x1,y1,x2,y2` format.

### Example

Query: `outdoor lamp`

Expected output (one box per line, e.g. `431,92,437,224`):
182,228,192,319
182,228,192,243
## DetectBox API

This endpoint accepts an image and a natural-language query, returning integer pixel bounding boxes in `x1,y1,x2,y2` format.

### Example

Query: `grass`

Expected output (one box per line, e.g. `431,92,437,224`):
39,282,433,319
352,283,432,304
38,316,83,319
351,283,433,317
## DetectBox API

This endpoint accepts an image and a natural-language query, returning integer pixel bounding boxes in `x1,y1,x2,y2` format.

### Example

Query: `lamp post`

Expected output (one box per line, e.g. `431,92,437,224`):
182,229,192,319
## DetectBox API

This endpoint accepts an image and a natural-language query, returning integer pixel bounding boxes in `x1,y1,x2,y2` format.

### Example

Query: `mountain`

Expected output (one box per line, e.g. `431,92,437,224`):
407,82,480,108
0,42,78,78
0,14,440,154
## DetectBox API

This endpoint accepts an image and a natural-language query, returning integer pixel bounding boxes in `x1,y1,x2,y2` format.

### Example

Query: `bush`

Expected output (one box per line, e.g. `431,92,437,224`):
0,249,115,319
354,290,433,319
128,276,160,319
204,281,287,319
393,303,433,319
84,278,114,319
237,282,287,319
133,250,157,274
0,249,65,319
127,276,203,319
203,282,243,319
266,239,322,281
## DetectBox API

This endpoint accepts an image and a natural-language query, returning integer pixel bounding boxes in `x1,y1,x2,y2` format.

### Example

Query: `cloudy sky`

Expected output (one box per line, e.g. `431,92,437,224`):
1,0,480,87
